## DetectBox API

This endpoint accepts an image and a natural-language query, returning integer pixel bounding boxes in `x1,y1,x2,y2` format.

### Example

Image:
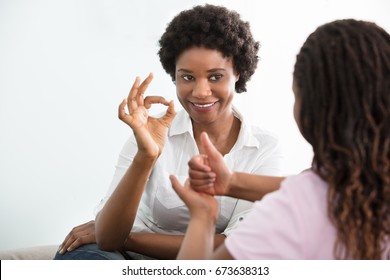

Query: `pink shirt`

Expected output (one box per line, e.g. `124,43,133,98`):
226,170,337,259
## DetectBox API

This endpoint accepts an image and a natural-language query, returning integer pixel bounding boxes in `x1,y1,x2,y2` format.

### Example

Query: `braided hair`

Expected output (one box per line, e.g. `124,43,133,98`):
294,19,390,259
158,4,259,93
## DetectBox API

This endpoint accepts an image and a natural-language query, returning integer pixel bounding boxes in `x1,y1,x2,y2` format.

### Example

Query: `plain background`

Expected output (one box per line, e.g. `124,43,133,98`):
0,0,389,251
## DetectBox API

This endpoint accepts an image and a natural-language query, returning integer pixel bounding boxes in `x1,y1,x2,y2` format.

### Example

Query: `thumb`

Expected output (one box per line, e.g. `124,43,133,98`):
170,175,188,202
200,132,222,161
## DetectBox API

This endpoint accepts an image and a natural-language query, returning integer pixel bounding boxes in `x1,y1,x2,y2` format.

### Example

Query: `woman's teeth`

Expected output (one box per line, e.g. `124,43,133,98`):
193,102,215,108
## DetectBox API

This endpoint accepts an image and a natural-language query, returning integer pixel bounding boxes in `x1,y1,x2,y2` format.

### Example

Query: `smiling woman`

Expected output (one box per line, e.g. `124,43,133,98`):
175,47,241,155
52,3,284,260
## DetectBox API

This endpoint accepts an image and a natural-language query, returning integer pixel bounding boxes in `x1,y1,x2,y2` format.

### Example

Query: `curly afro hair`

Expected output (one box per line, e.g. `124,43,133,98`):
158,4,260,93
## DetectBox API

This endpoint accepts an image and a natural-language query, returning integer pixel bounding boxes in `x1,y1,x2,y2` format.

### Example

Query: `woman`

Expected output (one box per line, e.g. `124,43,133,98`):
172,19,390,259
54,4,283,260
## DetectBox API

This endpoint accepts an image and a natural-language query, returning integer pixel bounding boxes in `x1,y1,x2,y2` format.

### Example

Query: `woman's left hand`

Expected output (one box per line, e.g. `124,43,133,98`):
57,220,96,254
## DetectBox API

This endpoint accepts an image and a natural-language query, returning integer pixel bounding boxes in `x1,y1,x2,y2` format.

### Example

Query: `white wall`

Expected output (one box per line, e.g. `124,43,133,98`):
0,0,389,251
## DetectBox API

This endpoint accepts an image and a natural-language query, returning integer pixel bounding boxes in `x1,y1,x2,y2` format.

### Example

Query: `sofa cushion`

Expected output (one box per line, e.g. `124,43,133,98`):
0,245,58,260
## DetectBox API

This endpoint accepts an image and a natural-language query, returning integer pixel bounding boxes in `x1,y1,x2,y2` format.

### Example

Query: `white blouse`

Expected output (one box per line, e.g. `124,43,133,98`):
96,107,284,236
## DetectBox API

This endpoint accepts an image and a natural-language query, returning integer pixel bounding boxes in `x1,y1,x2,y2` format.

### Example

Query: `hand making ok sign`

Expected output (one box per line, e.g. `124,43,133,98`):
118,73,176,158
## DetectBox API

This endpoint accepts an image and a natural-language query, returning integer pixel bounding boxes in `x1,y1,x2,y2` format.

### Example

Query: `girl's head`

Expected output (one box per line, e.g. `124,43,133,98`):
158,4,259,93
293,19,390,259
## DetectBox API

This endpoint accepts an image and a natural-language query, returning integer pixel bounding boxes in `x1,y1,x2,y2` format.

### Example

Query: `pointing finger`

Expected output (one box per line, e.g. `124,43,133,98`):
136,73,154,105
127,76,141,112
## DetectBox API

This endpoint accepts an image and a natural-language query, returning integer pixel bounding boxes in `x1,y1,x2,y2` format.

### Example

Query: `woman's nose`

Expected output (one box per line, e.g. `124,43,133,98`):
192,80,212,98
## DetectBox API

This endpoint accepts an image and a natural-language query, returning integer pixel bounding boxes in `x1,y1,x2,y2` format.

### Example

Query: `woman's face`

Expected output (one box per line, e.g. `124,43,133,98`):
175,47,239,125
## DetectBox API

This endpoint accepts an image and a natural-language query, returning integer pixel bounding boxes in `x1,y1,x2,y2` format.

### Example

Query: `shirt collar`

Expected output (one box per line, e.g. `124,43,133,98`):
168,106,260,149
168,109,193,137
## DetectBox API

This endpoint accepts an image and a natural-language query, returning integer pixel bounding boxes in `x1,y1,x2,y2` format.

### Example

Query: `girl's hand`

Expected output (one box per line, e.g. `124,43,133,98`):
118,73,176,158
170,175,219,224
188,132,233,196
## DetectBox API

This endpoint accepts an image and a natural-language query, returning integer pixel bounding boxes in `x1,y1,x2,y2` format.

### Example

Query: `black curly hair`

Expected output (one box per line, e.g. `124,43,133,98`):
158,4,259,93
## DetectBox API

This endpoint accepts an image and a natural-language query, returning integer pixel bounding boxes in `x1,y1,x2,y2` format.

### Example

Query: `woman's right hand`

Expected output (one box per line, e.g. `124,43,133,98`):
118,73,176,158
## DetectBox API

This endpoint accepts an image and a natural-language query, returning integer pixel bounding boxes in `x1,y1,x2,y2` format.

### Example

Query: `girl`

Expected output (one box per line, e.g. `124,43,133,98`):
171,19,390,259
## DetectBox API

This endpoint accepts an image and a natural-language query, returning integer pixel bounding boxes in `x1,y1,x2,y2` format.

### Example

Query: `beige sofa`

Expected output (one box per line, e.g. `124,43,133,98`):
0,245,58,260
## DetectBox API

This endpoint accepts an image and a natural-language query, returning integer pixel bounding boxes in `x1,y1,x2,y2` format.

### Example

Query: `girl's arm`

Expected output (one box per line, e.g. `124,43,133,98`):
170,175,220,259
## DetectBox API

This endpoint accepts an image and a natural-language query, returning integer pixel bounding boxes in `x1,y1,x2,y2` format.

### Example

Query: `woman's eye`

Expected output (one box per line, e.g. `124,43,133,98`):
209,74,223,81
183,75,194,81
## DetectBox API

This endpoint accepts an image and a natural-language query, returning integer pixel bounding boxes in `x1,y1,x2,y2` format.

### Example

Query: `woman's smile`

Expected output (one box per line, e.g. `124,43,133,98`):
190,101,219,112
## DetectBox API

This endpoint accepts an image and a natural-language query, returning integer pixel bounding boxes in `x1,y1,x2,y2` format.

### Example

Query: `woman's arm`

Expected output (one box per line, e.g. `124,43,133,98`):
95,73,176,251
124,233,226,259
95,153,157,251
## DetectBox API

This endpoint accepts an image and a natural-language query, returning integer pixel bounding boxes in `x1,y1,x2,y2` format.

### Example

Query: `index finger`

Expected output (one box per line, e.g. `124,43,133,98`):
127,76,141,112
127,73,154,110
136,73,154,105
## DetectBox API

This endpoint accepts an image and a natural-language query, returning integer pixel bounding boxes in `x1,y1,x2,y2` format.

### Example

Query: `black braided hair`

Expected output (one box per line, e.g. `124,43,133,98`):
294,19,390,259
